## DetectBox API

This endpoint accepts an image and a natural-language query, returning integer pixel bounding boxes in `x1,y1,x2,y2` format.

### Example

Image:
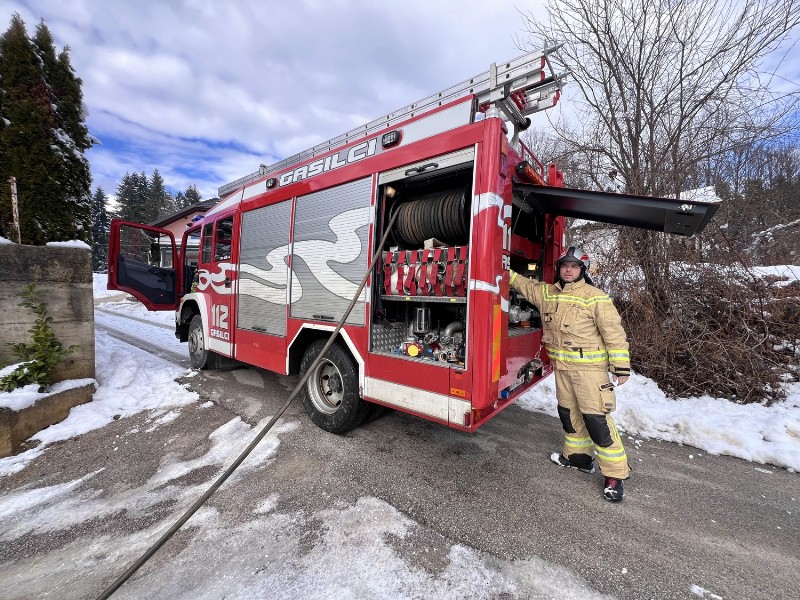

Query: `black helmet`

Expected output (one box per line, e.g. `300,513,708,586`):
556,246,590,270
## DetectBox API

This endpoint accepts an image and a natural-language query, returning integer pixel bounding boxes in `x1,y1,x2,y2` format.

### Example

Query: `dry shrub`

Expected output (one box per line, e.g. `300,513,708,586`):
609,264,799,404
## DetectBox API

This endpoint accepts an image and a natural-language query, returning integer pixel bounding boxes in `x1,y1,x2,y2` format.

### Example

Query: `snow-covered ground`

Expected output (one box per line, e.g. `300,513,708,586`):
0,272,798,599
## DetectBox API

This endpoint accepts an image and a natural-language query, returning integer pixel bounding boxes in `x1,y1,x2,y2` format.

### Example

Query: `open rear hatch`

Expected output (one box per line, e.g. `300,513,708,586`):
516,185,720,236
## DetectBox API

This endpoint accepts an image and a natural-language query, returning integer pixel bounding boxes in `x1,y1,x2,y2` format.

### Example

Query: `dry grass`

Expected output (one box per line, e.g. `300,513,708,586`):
610,264,799,403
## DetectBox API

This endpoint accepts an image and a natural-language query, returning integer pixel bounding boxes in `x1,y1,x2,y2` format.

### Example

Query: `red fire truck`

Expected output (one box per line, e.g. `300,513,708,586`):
108,49,718,434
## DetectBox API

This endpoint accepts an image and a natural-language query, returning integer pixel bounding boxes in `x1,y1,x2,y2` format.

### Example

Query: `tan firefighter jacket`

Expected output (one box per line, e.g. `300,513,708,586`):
510,273,630,375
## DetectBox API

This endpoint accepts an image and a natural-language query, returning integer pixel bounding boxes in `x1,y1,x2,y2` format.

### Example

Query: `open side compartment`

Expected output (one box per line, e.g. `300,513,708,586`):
370,149,474,367
507,186,545,334
492,184,548,397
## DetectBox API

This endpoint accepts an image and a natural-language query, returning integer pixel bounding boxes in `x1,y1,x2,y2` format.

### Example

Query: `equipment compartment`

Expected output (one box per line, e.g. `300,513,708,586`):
370,150,474,366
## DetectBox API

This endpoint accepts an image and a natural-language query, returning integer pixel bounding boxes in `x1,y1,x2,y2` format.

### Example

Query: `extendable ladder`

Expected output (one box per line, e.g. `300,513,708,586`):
219,46,566,198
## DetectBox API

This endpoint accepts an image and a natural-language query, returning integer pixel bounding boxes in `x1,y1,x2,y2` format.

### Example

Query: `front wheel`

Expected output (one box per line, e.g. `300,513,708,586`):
299,340,370,434
188,314,218,370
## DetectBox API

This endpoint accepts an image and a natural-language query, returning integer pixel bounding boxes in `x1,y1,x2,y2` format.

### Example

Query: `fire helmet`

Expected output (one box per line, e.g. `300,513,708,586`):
556,246,590,270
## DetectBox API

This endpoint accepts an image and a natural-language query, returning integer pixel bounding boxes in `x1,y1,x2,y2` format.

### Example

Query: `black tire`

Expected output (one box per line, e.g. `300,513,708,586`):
188,314,218,370
299,340,370,434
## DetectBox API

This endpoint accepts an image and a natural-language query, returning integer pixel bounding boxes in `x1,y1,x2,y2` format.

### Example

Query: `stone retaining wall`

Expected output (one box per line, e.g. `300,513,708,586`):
0,245,95,382
0,382,96,457
0,244,96,456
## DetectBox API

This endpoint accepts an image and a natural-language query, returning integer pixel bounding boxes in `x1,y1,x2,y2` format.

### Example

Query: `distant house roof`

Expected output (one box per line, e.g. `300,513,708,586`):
149,198,218,228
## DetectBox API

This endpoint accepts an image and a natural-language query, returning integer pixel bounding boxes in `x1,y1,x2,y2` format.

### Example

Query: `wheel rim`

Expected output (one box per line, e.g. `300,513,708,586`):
307,359,344,415
188,322,203,357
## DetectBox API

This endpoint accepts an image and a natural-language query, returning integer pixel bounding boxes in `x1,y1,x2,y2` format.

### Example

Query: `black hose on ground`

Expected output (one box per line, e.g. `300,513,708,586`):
96,209,399,599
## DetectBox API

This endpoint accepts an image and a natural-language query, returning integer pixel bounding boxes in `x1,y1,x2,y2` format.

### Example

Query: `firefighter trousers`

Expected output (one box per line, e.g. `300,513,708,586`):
554,369,630,480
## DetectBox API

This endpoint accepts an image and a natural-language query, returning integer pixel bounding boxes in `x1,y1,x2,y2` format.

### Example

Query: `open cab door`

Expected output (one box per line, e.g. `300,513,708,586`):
515,181,720,236
108,219,180,311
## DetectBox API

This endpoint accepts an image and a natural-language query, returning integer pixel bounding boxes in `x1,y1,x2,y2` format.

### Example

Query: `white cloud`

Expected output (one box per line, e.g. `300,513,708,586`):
2,0,540,197
2,0,797,203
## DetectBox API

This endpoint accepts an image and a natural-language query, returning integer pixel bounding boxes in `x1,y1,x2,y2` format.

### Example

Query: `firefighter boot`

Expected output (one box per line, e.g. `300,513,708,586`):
550,452,595,474
603,477,625,502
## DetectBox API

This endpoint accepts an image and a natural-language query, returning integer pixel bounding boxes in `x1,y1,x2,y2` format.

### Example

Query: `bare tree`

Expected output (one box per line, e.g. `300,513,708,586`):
520,0,799,301
522,0,798,295
523,0,799,191
518,0,800,400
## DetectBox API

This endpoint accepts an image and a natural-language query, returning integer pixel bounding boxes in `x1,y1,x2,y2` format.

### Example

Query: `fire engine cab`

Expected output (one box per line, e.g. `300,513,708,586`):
108,48,719,434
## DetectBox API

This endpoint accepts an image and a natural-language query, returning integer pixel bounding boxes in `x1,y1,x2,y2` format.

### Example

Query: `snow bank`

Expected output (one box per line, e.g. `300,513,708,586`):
518,374,800,472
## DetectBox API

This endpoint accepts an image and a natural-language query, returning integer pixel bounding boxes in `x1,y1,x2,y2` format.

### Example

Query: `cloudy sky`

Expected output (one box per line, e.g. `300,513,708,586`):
2,1,799,202
1,0,557,200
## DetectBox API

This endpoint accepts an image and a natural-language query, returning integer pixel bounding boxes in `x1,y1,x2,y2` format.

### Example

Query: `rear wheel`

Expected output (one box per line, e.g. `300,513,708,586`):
188,314,218,370
300,340,370,433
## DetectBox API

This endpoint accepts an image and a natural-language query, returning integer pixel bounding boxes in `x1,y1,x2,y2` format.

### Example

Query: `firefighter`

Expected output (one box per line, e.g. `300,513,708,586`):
509,246,630,501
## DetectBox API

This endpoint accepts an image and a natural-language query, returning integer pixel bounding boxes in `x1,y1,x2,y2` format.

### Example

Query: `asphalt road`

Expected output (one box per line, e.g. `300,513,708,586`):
183,365,800,600
2,327,798,599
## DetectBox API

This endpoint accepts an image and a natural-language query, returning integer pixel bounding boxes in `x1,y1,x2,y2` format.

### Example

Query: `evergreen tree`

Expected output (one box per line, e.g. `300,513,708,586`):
174,184,203,210
173,191,186,211
33,20,93,242
90,187,110,271
114,171,163,223
0,14,58,244
114,172,138,223
135,171,155,222
184,184,202,207
150,169,175,219
0,15,93,244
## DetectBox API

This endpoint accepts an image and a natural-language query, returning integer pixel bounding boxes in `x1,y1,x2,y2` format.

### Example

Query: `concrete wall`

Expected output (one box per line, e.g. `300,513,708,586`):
0,245,95,382
0,382,96,457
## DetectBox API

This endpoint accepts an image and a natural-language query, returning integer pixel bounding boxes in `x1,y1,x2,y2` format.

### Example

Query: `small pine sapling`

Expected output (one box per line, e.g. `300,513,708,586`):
0,284,78,392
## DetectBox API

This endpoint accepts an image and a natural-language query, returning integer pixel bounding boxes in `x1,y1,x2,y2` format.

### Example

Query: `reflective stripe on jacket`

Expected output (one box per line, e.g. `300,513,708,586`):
510,275,630,373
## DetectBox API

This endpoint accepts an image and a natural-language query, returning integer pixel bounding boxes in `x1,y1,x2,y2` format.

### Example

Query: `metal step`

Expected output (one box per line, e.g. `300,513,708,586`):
219,46,565,198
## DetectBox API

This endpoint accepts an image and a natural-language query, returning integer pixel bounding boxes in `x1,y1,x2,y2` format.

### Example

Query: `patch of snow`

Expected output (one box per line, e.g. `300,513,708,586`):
253,493,280,514
145,409,181,432
0,470,102,521
92,272,125,299
147,416,297,489
750,264,799,284
680,186,723,205
0,362,30,381
46,240,91,250
0,493,609,600
0,378,96,412
752,218,800,241
0,416,294,542
96,293,176,328
49,378,97,392
690,584,723,599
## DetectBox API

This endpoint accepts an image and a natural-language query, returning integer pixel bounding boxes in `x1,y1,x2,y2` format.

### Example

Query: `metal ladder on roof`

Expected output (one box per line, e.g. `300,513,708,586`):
218,46,566,198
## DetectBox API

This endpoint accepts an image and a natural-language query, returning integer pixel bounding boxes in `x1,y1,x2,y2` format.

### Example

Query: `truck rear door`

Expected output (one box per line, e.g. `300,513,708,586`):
108,219,180,311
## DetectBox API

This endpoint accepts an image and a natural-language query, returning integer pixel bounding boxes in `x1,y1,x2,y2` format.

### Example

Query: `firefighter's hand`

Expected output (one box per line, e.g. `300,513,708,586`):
612,374,629,386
